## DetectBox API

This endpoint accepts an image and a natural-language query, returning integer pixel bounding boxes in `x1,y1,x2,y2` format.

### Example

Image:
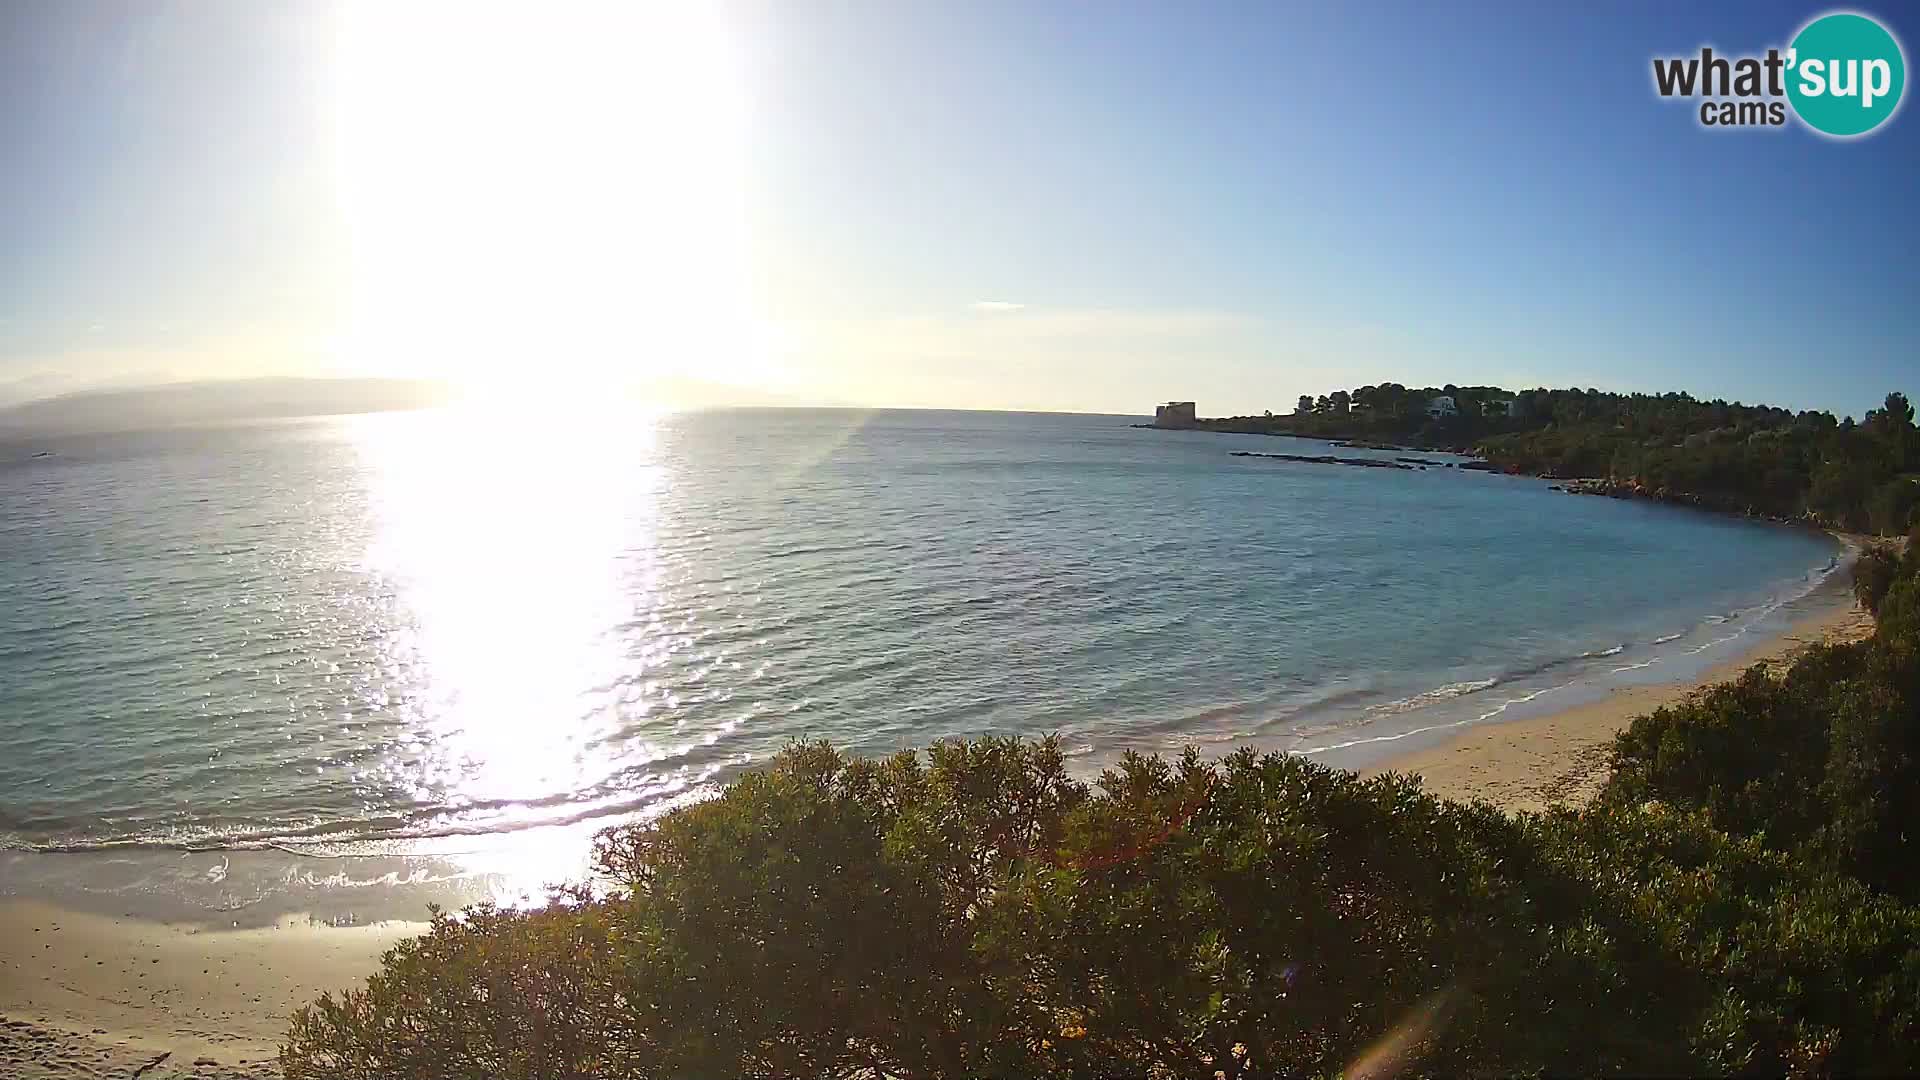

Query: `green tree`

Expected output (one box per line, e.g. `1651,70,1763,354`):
1870,391,1914,434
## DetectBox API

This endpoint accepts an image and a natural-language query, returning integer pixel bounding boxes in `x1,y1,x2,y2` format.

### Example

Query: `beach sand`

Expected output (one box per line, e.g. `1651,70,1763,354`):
0,900,417,1078
1366,595,1876,813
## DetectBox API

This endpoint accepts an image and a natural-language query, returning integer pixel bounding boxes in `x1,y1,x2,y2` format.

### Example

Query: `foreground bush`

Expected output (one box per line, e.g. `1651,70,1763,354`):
1539,805,1920,1075
283,741,1920,1078
1853,543,1901,613
283,898,636,1079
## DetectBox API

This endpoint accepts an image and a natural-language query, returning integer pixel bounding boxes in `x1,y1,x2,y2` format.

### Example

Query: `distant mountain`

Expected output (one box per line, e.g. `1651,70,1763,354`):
0,375,842,437
0,377,455,435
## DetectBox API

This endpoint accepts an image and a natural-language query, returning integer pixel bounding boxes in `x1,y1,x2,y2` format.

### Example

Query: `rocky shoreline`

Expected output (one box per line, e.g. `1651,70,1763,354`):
1142,419,1870,535
1545,476,1843,530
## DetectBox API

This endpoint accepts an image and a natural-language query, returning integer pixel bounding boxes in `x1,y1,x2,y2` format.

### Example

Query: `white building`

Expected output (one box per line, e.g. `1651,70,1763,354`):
1426,395,1458,419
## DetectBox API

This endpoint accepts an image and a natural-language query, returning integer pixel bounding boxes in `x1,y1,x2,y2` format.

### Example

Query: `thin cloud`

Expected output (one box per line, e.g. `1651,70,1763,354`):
969,301,1026,312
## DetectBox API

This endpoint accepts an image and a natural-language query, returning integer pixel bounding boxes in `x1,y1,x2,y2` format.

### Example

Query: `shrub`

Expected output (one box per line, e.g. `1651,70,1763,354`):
1601,652,1859,843
1539,804,1920,1075
284,742,1711,1078
1880,572,1920,646
283,733,1920,1077
1854,543,1901,613
282,897,636,1080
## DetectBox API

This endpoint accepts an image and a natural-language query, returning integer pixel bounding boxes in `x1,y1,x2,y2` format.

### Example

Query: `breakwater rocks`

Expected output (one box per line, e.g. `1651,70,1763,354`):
1232,451,1416,469
1230,451,1430,471
1332,439,1423,452
1231,451,1502,474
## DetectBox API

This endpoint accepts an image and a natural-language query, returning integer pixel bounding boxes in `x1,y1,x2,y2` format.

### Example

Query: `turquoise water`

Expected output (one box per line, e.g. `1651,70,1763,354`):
0,408,1839,870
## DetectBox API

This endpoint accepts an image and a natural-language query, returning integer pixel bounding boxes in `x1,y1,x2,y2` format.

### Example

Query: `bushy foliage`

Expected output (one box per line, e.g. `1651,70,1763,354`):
1854,543,1901,612
289,742,1696,1078
1879,568,1920,644
1603,653,1855,843
282,895,637,1079
1537,805,1920,1075
287,745,1920,1075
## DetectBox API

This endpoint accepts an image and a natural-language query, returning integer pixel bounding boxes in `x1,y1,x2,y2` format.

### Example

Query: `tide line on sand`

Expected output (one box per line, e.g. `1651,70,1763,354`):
1362,596,1875,814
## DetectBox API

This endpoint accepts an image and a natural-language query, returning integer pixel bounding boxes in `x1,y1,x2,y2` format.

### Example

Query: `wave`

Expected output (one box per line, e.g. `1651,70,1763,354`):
1365,678,1499,716
1296,545,1856,759
2,768,733,858
1294,684,1566,758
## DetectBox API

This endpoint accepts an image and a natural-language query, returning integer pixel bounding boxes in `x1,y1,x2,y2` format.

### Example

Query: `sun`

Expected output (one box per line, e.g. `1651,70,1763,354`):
329,2,767,403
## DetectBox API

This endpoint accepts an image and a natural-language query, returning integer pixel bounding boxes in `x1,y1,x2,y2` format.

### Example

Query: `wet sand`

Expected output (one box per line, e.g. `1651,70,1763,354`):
1367,596,1875,812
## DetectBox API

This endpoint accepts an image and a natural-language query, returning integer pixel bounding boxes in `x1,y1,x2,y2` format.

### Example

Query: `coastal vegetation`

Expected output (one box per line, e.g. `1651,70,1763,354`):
284,540,1920,1079
1208,386,1920,535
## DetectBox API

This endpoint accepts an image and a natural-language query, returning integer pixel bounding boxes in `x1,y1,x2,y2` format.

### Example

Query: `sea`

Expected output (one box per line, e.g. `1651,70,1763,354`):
0,407,1846,919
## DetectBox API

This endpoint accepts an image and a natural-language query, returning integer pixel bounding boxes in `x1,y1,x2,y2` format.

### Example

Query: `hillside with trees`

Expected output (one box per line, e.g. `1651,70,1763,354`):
283,531,1920,1078
1201,386,1919,535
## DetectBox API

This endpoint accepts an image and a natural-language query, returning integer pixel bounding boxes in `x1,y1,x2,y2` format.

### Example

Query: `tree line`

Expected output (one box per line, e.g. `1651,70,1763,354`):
1215,385,1919,535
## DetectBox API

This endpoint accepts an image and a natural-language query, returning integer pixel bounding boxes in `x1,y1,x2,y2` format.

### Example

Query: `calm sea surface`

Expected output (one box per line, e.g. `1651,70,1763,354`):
0,408,1840,896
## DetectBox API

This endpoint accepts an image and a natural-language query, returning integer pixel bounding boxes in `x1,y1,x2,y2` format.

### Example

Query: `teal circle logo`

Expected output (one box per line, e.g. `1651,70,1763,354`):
1786,12,1906,137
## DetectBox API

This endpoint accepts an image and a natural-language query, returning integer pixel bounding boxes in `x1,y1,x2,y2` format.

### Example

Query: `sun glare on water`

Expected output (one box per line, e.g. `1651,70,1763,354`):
347,405,735,903
331,1,768,404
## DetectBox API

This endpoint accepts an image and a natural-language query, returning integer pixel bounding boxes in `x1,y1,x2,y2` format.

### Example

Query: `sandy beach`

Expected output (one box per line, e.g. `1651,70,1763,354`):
0,901,416,1078
1366,591,1876,812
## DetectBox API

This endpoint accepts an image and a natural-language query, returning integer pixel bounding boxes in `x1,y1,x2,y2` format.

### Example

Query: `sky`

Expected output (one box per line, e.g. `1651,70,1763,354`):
1,1,1916,418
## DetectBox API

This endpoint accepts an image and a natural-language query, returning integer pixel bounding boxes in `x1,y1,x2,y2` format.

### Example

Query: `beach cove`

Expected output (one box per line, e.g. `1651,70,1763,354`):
0,539,1875,1077
0,411,1876,1075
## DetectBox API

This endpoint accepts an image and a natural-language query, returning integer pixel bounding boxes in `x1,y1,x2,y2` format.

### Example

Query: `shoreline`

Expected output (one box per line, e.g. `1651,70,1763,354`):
1363,566,1875,812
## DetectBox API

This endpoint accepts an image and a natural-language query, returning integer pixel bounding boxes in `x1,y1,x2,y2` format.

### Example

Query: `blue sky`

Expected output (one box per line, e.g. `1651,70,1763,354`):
1,1,1915,416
